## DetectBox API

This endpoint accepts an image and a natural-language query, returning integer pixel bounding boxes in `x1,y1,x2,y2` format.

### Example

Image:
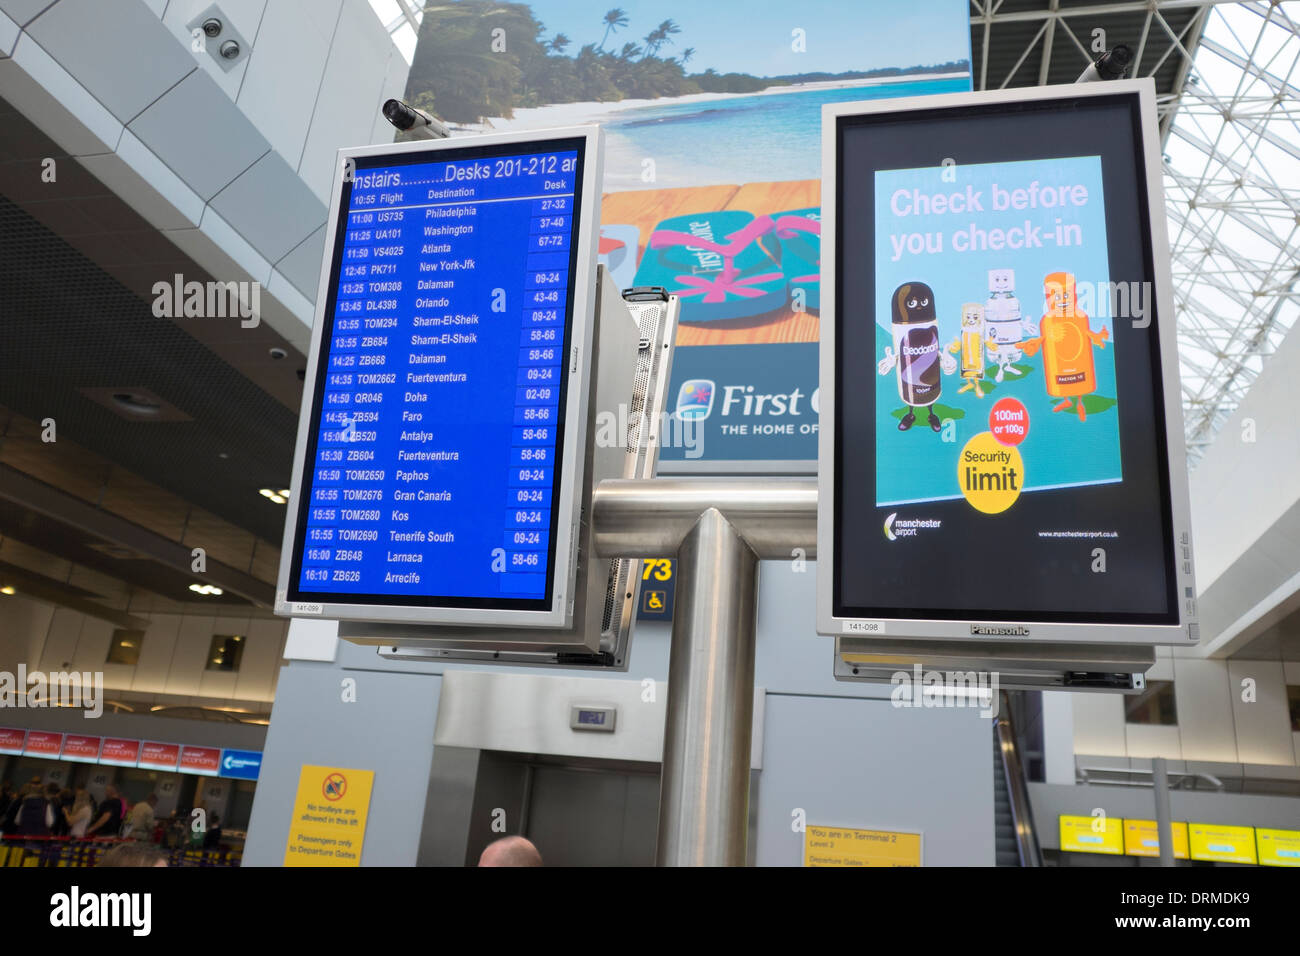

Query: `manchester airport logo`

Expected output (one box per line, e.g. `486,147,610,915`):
675,379,716,420
882,513,941,541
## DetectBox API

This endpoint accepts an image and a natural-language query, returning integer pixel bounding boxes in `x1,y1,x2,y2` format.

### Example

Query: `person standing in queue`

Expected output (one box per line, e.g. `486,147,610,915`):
85,784,125,839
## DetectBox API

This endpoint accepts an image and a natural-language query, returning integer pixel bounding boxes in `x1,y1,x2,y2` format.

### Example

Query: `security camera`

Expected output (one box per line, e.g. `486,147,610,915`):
269,347,287,360
1077,44,1133,83
382,99,450,140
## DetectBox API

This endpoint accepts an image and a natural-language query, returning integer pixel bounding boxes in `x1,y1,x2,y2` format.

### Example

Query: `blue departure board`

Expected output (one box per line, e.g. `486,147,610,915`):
283,133,597,620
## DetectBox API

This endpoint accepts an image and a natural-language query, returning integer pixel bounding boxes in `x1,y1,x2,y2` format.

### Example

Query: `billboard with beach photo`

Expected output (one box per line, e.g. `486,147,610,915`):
403,0,973,470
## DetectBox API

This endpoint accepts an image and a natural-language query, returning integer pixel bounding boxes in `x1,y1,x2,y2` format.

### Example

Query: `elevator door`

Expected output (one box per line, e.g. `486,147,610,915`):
522,764,659,867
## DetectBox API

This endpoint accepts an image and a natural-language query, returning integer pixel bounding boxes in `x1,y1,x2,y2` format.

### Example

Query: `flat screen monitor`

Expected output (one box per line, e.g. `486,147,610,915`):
817,80,1197,646
277,126,602,628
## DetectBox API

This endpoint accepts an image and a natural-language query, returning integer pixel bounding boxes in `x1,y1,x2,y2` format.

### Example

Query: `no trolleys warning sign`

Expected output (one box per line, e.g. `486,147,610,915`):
284,764,375,867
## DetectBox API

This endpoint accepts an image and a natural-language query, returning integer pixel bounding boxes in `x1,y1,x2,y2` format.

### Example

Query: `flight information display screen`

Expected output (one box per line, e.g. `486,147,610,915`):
823,87,1193,635
286,137,589,612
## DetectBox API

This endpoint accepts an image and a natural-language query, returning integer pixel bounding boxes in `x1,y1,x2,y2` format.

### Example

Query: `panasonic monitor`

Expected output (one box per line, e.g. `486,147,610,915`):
277,126,602,628
817,81,1197,646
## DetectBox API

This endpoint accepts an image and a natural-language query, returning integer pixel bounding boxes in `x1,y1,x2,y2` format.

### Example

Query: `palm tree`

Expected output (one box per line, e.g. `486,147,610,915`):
654,19,681,53
643,27,665,57
548,33,570,54
618,41,642,61
680,47,695,66
598,8,629,51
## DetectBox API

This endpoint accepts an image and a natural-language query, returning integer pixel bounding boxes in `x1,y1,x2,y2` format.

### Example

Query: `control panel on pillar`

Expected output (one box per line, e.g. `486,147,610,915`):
276,126,603,629
817,80,1198,646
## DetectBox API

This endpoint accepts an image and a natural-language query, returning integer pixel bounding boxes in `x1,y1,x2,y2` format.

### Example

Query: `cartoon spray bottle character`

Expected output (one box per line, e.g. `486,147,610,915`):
877,281,957,432
984,269,1037,382
945,303,993,398
1019,271,1110,421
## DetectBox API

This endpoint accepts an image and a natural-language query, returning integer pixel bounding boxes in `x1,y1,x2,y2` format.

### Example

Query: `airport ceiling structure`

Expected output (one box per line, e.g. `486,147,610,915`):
372,0,1300,466
970,0,1300,466
0,0,1293,648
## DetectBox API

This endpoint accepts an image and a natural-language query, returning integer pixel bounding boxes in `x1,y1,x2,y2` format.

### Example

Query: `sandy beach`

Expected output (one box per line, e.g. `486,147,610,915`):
452,72,970,134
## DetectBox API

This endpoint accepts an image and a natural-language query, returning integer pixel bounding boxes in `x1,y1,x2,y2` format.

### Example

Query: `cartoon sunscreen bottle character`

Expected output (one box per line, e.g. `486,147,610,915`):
878,281,956,432
946,303,992,398
1019,272,1110,421
984,269,1037,382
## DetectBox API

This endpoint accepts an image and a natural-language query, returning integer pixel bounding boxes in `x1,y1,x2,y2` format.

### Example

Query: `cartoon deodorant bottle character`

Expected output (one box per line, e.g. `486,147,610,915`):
877,281,956,432
984,269,1037,382
1019,271,1110,421
946,303,992,398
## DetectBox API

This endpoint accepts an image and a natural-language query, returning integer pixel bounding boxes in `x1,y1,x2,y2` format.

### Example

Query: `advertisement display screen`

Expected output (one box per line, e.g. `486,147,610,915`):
279,129,600,628
1256,827,1300,867
1059,814,1123,855
1189,823,1257,865
1123,819,1189,859
819,82,1196,644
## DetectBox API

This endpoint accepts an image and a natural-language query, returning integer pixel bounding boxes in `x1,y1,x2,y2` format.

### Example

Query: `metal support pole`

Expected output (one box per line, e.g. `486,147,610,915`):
593,478,817,866
1152,756,1175,867
659,509,757,865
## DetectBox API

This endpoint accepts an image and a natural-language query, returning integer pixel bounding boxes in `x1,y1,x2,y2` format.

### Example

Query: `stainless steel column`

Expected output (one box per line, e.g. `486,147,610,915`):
593,478,817,866
1152,756,1175,867
658,508,757,865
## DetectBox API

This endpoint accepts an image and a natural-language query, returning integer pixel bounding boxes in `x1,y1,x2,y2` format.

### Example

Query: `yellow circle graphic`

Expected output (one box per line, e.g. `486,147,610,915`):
958,431,1025,514
1048,318,1084,361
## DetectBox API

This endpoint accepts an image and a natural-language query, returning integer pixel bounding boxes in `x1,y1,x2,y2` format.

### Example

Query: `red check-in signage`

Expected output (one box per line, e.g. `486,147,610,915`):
99,738,141,767
0,728,26,754
138,741,180,770
24,731,63,757
180,745,221,776
61,735,102,763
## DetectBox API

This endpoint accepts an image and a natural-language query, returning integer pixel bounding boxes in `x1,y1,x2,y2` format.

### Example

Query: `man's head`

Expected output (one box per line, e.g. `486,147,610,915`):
45,783,60,798
146,793,158,806
105,784,119,799
477,836,543,867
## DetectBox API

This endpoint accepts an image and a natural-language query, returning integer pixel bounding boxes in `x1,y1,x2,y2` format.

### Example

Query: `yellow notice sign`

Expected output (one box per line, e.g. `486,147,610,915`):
1256,827,1300,867
1123,819,1189,859
1059,814,1124,854
1188,823,1256,864
284,764,375,867
804,825,922,867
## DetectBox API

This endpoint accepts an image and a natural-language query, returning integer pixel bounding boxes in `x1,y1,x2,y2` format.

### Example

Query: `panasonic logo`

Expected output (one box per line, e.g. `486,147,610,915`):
971,625,1030,637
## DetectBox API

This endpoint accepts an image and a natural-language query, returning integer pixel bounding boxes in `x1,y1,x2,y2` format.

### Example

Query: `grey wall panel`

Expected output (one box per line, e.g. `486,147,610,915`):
25,0,194,123
209,149,325,262
754,694,995,866
243,662,440,866
129,69,269,201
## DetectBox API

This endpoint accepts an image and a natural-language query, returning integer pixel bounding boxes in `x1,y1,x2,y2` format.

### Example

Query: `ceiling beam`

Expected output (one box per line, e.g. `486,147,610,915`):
0,464,275,608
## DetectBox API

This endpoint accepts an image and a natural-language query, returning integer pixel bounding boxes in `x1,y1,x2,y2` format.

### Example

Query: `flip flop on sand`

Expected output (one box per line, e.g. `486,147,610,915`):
636,210,786,322
597,224,640,292
770,208,821,312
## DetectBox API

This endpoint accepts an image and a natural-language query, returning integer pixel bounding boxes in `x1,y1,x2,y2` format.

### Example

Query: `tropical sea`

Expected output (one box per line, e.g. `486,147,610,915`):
598,75,971,188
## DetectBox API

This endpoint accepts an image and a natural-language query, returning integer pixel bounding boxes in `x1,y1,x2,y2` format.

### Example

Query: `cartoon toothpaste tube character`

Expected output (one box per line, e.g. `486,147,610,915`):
946,303,992,398
1019,271,1110,421
878,281,956,432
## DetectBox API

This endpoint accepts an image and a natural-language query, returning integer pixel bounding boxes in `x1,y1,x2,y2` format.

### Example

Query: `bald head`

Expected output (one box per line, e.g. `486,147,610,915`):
478,836,543,867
